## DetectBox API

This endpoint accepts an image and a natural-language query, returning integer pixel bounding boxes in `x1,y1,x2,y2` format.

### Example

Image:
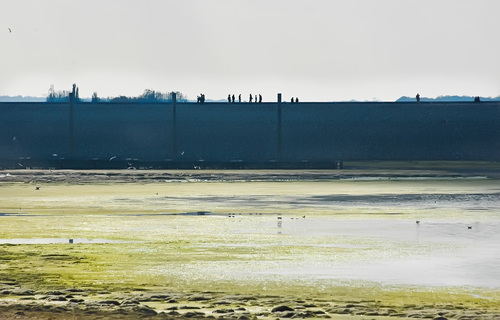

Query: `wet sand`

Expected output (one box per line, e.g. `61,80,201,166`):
1,165,499,319
1,160,500,184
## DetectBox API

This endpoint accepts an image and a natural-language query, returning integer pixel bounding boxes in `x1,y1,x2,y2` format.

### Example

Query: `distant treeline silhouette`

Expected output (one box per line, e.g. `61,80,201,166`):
46,84,76,102
105,89,187,103
46,84,186,103
397,95,500,102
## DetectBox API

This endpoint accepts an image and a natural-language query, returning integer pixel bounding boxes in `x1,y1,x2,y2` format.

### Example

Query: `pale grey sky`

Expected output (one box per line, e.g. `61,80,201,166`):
2,0,499,101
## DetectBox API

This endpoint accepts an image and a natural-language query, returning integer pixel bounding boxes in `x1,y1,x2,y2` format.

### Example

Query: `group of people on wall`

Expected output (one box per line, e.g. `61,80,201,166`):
196,93,206,103
227,94,263,103
196,94,300,104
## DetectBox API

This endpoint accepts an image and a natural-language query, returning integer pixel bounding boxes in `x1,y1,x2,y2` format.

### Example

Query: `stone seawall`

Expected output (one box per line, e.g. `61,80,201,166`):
0,101,498,168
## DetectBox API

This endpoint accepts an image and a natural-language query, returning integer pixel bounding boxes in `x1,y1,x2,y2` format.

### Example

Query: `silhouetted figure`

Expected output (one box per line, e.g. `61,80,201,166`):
232,94,235,103
416,93,420,102
249,94,253,103
238,94,241,103
291,97,294,103
197,94,205,103
295,97,299,103
258,94,262,103
228,94,231,103
474,96,481,102
255,94,258,103
198,93,205,103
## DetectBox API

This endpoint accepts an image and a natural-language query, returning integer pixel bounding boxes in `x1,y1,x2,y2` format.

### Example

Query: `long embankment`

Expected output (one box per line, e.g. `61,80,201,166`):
0,101,498,169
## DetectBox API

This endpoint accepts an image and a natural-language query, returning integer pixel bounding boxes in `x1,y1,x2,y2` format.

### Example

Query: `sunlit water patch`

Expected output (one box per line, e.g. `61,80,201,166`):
148,215,500,288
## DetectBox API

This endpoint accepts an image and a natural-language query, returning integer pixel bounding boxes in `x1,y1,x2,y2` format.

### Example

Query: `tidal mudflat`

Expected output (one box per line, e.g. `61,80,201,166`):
1,165,499,319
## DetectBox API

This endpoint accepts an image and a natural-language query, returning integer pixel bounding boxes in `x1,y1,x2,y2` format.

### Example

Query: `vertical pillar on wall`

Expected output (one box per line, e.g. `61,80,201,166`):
69,101,74,161
277,93,282,162
69,84,77,164
172,92,177,162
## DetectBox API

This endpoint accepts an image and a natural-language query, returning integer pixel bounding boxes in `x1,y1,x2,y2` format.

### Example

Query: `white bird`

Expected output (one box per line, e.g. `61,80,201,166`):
109,156,117,161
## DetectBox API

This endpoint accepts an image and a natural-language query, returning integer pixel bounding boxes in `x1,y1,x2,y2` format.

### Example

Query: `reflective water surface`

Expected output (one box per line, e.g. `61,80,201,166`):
1,176,499,289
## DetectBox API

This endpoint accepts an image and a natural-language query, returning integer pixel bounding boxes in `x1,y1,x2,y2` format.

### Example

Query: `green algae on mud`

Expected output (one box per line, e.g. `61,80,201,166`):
1,169,500,318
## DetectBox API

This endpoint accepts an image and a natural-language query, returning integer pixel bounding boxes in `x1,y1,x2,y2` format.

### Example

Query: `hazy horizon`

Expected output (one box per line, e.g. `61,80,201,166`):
1,93,500,103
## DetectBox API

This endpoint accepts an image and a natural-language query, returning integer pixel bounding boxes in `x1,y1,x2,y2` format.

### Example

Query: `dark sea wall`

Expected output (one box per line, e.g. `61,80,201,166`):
0,101,498,168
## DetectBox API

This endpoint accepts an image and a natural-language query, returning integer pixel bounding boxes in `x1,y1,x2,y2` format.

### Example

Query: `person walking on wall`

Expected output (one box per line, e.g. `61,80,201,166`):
232,94,235,103
238,94,241,103
249,94,253,103
258,94,262,103
416,93,420,102
197,93,206,103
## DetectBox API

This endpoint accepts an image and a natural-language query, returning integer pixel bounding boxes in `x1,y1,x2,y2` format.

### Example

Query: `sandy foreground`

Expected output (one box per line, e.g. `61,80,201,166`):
1,165,500,319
